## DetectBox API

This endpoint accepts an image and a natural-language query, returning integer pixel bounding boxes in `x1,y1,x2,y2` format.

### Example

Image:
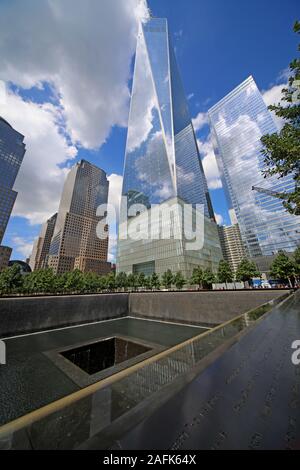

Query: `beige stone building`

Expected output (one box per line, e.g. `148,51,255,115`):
218,224,247,272
30,213,57,271
47,160,111,275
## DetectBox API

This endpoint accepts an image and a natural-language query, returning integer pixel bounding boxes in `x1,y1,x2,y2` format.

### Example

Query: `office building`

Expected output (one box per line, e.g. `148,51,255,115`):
47,160,111,275
117,18,222,277
29,213,57,271
208,76,300,258
218,223,247,272
0,117,26,269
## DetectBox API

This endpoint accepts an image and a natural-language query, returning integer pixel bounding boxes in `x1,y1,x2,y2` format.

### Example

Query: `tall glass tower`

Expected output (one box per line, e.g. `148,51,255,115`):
0,117,26,244
117,18,222,276
208,76,300,258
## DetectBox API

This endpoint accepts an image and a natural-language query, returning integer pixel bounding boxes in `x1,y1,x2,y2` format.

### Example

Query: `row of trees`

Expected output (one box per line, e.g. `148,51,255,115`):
0,249,299,296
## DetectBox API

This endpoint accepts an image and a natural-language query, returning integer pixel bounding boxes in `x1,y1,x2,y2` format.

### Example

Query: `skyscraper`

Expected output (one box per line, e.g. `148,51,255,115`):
0,117,26,243
218,224,247,273
208,76,300,258
47,160,111,275
117,18,222,277
29,213,57,271
0,117,26,269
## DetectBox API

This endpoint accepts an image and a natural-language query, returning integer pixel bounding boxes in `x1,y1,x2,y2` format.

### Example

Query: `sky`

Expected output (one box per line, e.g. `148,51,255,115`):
0,0,298,262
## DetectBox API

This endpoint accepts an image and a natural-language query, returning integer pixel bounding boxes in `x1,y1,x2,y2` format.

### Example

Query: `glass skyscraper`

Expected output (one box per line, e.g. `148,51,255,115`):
0,116,26,244
208,76,300,258
117,18,222,276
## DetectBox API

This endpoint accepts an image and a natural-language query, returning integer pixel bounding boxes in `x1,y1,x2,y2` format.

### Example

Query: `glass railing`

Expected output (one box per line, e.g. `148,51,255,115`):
0,292,291,450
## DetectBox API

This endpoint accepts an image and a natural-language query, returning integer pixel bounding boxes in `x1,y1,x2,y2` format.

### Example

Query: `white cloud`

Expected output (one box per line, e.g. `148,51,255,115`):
0,1,149,227
11,236,34,259
192,112,208,132
262,82,286,130
187,93,194,101
1,86,76,225
0,0,149,149
262,83,285,107
197,138,222,190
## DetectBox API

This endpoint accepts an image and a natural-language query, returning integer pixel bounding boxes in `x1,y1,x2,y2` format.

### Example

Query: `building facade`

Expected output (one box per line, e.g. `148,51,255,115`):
0,246,12,271
47,160,111,275
208,76,300,258
0,117,26,269
29,213,57,271
117,18,222,277
218,224,247,272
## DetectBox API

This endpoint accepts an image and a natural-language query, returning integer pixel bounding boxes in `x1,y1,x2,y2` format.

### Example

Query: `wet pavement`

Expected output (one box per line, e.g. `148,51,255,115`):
112,291,300,450
0,317,203,425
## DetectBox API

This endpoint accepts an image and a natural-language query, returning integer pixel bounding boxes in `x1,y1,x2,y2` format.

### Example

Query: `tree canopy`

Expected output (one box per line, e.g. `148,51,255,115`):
260,21,300,215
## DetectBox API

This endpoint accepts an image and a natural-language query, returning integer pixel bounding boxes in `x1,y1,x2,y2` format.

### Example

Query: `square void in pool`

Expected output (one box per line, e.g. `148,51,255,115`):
61,337,151,375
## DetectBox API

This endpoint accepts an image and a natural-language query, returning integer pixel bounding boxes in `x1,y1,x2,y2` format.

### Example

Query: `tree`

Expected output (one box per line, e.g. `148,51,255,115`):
150,272,160,290
23,269,55,294
161,269,174,290
63,269,84,293
0,264,23,295
174,271,185,290
294,246,300,280
270,251,295,287
217,260,234,285
236,259,260,285
138,272,146,290
127,273,139,291
115,272,128,291
82,272,101,293
202,268,216,290
260,21,300,215
106,272,116,292
53,273,69,293
190,266,203,290
143,276,151,290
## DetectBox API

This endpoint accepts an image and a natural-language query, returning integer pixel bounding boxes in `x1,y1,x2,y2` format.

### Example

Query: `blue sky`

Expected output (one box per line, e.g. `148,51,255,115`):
0,0,298,261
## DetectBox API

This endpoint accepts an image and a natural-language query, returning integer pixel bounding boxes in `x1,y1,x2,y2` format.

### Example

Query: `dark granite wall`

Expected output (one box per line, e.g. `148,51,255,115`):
0,293,128,337
0,290,288,338
129,290,287,326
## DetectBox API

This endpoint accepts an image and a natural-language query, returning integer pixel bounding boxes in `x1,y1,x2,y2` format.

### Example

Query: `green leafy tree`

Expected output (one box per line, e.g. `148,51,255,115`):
294,246,300,279
150,272,160,290
63,269,84,293
260,21,300,215
270,250,296,287
106,272,116,292
115,272,128,291
138,272,146,290
82,272,101,293
161,269,174,290
53,273,69,293
190,266,203,290
0,264,23,295
127,273,139,291
143,276,151,290
174,271,185,290
98,274,108,292
217,260,234,285
202,268,216,290
23,269,55,294
236,259,261,285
